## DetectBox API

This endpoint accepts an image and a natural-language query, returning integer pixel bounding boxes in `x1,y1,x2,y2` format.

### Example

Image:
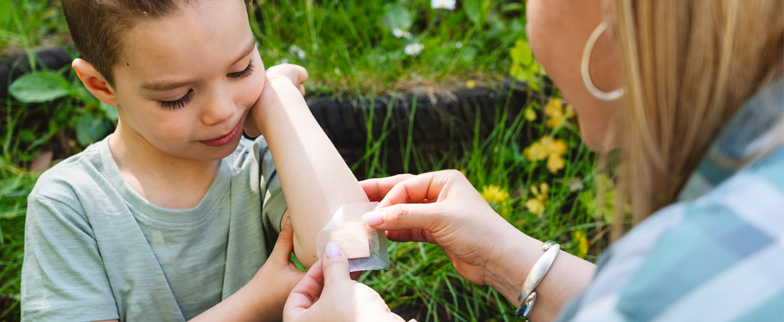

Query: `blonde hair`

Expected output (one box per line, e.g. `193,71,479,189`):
607,0,784,239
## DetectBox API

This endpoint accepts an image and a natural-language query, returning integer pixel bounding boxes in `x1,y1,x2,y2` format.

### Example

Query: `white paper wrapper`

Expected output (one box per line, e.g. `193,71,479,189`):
316,202,390,272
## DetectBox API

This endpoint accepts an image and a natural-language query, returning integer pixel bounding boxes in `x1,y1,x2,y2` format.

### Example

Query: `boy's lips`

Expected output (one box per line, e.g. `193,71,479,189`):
200,120,242,147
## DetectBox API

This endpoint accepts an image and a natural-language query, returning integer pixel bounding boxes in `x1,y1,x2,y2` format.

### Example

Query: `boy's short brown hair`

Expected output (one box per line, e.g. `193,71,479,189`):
63,0,191,87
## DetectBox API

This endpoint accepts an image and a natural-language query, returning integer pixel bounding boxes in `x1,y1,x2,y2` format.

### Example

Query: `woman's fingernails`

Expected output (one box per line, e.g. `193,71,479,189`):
325,241,342,258
283,217,291,229
362,211,385,226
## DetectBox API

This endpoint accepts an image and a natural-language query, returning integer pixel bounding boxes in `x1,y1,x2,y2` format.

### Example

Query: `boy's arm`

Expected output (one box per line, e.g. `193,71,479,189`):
254,65,368,268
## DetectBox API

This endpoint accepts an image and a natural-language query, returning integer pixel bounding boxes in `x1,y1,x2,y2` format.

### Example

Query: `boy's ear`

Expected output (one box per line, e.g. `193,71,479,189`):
72,59,119,106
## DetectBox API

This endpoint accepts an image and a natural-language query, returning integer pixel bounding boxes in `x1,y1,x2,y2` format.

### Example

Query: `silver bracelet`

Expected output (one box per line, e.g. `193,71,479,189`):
514,241,560,320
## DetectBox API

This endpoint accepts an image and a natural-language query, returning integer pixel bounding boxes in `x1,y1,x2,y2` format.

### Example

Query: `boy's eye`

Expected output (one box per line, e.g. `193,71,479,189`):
228,59,254,79
158,89,193,110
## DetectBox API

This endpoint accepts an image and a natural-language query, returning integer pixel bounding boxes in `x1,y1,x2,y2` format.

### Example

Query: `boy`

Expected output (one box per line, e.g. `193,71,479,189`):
21,0,368,321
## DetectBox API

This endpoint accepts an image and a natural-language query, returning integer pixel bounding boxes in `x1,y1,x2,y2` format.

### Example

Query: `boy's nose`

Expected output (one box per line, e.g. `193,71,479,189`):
201,91,236,126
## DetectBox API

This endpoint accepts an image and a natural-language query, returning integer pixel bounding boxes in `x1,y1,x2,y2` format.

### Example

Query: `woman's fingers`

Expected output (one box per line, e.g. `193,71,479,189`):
321,242,351,286
363,202,442,234
386,228,437,244
376,170,464,208
360,174,416,201
283,258,325,314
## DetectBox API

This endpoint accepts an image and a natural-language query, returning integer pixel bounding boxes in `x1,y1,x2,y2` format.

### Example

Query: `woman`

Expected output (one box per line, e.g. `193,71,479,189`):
283,0,784,321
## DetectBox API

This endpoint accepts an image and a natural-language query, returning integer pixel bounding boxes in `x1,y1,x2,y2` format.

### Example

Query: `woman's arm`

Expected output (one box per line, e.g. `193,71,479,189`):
251,65,368,268
361,171,595,321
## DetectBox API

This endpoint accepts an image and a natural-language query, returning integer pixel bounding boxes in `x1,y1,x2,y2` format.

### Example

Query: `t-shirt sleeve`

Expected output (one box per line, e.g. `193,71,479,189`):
255,137,288,243
22,193,119,322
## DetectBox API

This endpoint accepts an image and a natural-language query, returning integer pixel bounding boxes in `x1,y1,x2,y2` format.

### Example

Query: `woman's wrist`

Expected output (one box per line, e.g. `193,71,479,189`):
485,228,597,321
484,227,544,306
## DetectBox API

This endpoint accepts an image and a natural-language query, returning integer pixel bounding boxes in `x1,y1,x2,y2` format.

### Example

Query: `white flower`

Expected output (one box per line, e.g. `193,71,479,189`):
455,41,463,48
290,45,306,60
404,43,425,56
392,28,413,39
431,0,456,10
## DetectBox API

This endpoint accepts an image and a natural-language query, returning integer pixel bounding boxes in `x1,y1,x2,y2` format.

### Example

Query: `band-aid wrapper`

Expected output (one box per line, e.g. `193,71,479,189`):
316,202,390,272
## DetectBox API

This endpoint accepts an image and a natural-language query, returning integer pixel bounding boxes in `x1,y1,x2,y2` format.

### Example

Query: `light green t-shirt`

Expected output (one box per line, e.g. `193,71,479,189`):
21,135,288,322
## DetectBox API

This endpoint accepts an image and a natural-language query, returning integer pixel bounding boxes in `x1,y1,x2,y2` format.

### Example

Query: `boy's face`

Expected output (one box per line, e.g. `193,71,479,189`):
109,0,264,161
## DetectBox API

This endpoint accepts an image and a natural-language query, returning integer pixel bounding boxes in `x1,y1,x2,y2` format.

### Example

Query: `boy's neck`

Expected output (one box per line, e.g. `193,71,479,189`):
108,122,221,210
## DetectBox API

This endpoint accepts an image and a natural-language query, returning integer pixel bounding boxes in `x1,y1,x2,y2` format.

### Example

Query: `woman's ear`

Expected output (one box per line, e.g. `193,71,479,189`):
72,58,119,106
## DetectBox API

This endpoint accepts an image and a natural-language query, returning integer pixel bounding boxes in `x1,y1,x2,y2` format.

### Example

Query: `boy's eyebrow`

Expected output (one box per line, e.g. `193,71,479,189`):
140,38,257,92
229,38,257,69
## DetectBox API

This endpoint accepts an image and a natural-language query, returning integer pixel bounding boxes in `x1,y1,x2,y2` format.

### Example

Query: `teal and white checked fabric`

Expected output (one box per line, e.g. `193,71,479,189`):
556,76,784,322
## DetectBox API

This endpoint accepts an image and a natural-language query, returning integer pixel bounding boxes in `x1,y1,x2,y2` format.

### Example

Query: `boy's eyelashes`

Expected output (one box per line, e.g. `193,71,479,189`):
159,89,193,110
158,59,253,110
156,59,255,111
228,59,254,79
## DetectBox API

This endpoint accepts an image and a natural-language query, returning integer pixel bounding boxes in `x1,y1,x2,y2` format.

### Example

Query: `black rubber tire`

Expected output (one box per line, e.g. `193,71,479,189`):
0,46,73,99
307,81,550,178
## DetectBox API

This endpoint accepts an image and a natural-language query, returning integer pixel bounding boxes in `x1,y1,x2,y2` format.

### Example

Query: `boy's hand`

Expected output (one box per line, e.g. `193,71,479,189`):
249,218,307,321
244,64,308,137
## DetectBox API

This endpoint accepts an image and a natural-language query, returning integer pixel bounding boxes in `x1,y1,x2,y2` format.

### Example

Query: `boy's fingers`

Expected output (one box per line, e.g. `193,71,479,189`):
321,242,351,286
296,65,309,84
284,258,326,313
271,217,295,261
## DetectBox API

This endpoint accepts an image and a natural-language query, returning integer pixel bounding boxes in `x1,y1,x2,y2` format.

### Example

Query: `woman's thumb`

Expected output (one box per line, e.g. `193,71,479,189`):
321,241,351,285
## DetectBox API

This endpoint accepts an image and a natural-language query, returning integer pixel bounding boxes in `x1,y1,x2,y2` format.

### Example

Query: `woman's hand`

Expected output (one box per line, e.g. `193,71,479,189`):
360,171,527,288
244,64,308,137
283,242,406,322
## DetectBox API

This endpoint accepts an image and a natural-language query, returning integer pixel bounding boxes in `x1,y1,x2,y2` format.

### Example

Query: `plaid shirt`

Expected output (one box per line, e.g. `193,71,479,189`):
556,76,784,322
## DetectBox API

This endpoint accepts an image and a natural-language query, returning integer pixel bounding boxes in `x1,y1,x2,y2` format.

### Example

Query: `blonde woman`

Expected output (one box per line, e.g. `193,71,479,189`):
283,0,784,321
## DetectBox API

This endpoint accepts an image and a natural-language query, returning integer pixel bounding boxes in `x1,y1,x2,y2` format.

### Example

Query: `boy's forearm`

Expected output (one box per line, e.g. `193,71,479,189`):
256,80,368,267
188,277,286,322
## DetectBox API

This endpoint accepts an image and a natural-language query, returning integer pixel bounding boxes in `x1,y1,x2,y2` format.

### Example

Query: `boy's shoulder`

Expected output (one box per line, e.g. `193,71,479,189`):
30,140,110,212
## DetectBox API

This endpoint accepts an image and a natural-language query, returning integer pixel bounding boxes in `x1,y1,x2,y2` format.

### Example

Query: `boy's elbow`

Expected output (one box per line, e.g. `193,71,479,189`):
292,237,318,268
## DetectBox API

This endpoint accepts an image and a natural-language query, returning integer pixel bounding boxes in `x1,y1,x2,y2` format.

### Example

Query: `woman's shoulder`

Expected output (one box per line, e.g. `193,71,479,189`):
559,148,784,322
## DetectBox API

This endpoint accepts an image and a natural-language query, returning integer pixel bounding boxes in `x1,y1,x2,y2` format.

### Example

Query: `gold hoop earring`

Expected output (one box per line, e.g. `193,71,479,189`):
581,21,624,101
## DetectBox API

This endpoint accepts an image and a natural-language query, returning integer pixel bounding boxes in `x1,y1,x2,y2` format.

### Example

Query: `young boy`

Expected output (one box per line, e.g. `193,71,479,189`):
21,0,369,321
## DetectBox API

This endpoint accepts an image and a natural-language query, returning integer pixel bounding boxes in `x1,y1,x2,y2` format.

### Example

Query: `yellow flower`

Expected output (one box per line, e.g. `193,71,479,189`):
523,140,547,162
547,154,565,173
466,80,477,88
480,185,509,205
523,136,568,173
524,107,537,121
525,199,544,216
573,230,589,258
525,182,549,217
544,99,575,129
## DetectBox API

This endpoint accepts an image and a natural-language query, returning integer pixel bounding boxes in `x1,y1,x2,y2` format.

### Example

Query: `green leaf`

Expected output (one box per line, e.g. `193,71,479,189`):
510,39,534,65
382,3,413,31
19,130,36,143
463,0,490,25
9,71,71,103
76,114,110,146
509,39,541,82
100,102,119,123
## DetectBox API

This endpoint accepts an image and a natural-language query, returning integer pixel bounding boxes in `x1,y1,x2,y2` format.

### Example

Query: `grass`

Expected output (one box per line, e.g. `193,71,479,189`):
0,0,610,321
